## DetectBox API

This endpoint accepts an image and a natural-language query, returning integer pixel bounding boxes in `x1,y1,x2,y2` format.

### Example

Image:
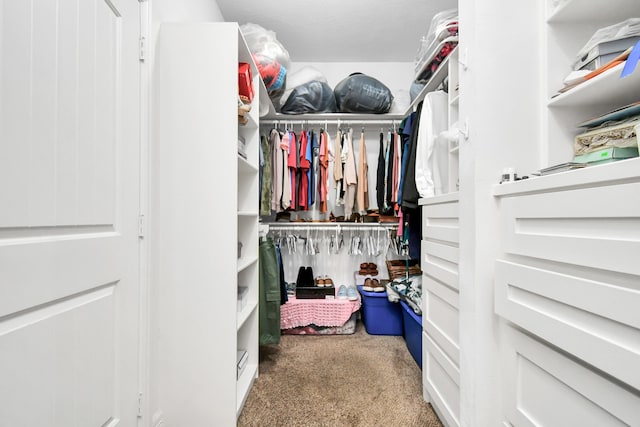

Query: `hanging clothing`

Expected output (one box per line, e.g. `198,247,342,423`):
376,132,386,212
275,242,288,305
334,129,345,206
259,237,281,345
415,91,449,198
357,130,369,214
384,131,393,213
401,101,424,210
297,130,310,210
343,128,358,218
270,129,285,212
318,130,330,213
391,131,401,205
397,114,414,205
287,131,298,210
309,130,318,207
260,134,273,215
280,131,292,210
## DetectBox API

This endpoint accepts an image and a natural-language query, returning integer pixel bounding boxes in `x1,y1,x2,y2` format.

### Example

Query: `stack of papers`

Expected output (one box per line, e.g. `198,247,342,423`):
539,162,587,176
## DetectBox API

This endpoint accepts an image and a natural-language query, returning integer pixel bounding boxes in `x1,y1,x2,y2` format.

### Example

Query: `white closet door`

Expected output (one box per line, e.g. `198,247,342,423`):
0,0,141,426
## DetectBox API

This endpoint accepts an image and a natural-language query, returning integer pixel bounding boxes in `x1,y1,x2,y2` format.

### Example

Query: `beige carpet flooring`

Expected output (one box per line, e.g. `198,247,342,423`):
238,321,443,427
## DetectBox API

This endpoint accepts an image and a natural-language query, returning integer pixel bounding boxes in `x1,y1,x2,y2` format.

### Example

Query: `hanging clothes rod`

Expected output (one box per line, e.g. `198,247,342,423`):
266,223,398,232
261,119,400,126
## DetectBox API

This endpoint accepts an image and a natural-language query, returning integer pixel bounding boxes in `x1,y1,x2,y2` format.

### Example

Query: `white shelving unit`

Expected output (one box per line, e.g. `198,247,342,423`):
543,1,640,167
491,1,640,426
151,22,261,426
417,45,462,427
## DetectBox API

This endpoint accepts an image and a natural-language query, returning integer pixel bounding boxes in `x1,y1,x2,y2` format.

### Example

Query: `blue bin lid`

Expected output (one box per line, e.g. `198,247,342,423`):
357,285,388,298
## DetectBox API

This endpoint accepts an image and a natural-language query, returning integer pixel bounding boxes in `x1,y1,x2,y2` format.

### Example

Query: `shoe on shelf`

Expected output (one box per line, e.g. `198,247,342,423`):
363,278,374,292
371,278,385,292
346,285,358,301
316,277,326,287
337,285,348,300
296,266,306,287
324,276,334,287
304,266,315,287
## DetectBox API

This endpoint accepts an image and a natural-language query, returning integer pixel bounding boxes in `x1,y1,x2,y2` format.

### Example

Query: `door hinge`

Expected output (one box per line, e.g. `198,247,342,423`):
138,215,146,238
137,392,143,418
139,36,146,62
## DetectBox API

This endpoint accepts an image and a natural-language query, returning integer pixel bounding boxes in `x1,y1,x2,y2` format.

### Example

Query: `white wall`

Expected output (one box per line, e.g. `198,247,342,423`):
151,0,225,41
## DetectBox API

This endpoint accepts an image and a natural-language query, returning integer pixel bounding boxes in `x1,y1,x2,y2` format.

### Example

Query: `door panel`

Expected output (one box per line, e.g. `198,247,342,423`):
0,0,140,425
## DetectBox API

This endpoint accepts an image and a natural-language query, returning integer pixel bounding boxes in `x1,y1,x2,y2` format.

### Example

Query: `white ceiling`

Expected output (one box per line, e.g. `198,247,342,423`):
217,0,457,63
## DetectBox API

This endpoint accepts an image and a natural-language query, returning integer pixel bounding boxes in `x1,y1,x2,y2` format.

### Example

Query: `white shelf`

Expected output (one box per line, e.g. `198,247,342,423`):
263,112,405,122
418,191,460,206
237,301,257,331
259,49,453,122
238,211,258,217
237,255,258,273
449,94,459,107
547,0,638,23
240,113,258,129
238,155,258,174
548,62,640,108
236,363,258,417
492,157,640,197
405,54,452,116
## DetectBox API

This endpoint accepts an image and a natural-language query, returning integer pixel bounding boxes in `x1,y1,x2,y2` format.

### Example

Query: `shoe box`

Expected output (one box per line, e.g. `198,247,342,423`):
296,286,335,299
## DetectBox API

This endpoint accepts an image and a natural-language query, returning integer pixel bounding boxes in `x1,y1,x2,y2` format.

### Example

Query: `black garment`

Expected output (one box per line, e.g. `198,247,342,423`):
401,101,423,210
385,130,395,207
276,243,288,305
376,132,385,212
407,208,422,261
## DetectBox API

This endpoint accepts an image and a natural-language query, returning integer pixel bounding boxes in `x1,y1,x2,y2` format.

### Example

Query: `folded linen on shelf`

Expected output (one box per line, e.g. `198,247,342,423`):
574,117,640,155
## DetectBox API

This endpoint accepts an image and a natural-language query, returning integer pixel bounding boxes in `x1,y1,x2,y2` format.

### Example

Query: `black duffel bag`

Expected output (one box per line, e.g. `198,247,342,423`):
334,73,394,114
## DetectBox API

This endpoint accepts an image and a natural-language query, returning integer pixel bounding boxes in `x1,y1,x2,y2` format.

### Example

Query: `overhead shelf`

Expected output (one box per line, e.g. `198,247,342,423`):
261,112,405,123
259,49,453,122
404,53,452,115
547,0,639,23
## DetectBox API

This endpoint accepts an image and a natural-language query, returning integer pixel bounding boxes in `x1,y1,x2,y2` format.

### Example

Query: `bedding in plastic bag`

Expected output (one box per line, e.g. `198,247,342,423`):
240,23,291,70
280,80,337,114
279,66,328,110
334,73,394,114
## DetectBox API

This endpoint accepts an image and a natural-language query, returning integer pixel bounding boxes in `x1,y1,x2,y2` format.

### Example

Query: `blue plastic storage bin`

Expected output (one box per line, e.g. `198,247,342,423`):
358,285,403,336
400,301,423,369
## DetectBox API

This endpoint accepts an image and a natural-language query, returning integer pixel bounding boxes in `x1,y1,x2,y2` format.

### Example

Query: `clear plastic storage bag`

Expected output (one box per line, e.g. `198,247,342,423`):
240,23,291,70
